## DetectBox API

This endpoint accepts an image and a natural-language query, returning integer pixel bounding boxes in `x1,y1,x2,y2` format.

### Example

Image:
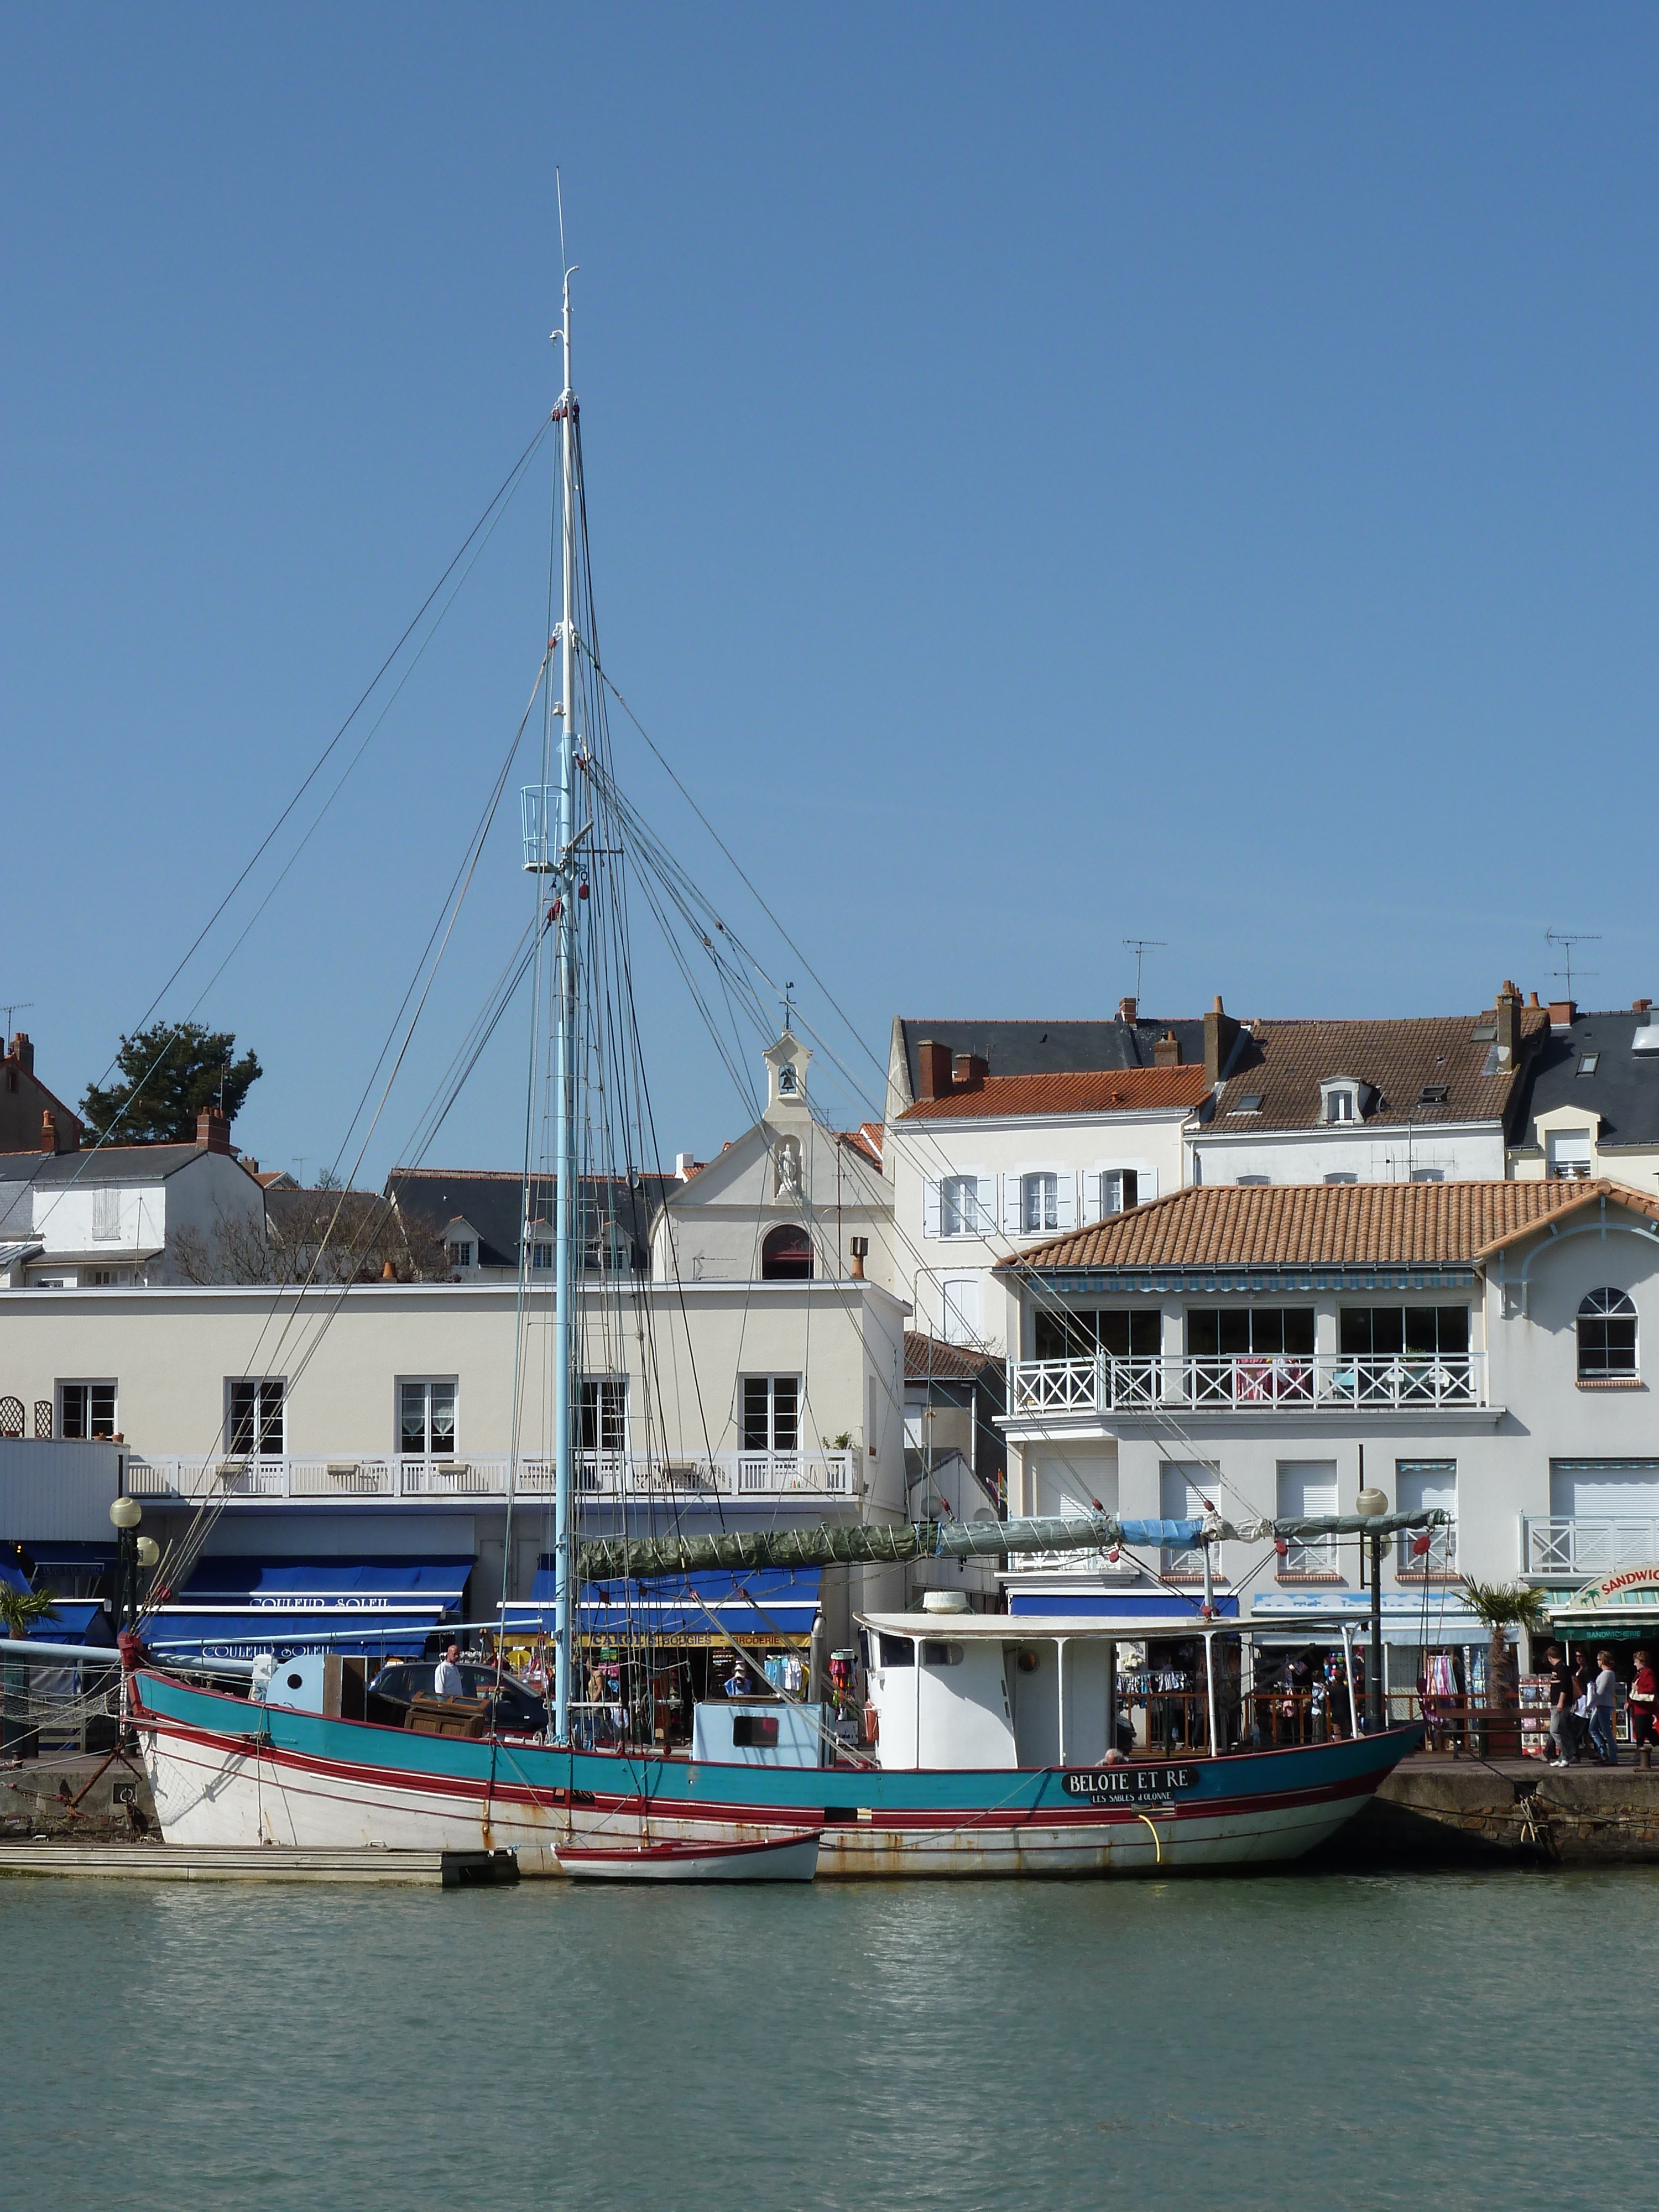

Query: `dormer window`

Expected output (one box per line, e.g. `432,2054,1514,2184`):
1419,1083,1450,1105
1318,1076,1364,1125
1329,1091,1355,1123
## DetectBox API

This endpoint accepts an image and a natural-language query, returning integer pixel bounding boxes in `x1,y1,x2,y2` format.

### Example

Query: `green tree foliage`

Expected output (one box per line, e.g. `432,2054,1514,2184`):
0,1585,60,1639
81,1022,262,1146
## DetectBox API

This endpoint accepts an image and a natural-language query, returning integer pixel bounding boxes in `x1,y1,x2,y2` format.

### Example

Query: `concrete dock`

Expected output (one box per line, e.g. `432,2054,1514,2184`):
0,1840,521,1885
1322,1753,1659,1868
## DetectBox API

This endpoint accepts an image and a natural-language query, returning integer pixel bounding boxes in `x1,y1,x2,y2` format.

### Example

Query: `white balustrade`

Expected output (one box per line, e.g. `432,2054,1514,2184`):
1522,1516,1659,1576
122,1447,856,1504
1008,1353,1486,1419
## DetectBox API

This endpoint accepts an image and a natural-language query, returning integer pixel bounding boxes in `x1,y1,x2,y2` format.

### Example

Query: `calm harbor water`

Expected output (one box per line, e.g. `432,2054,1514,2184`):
3,1867,1648,2211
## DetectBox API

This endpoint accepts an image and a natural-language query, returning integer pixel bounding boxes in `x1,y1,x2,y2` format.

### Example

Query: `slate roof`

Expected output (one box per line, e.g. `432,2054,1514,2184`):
894,1017,1219,1102
386,1167,676,1272
1206,1010,1549,1134
0,1142,231,1187
999,1177,1657,1272
898,1068,1209,1122
1508,1009,1659,1153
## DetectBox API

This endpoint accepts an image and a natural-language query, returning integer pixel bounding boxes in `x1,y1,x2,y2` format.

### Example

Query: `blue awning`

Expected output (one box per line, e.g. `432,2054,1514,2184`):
0,1561,30,1598
1007,1590,1239,1621
146,1557,473,1661
504,1565,822,1641
24,1600,116,1646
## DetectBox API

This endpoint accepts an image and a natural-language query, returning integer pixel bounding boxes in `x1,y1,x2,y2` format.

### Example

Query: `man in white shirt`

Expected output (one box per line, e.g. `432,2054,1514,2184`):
434,1643,465,1700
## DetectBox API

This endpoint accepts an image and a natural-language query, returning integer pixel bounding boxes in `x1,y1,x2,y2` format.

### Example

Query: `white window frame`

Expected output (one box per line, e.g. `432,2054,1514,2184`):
447,1239,475,1270
939,1274,983,1347
933,1173,991,1240
226,1376,286,1457
58,1380,117,1440
398,1377,458,1457
741,1373,801,1453
578,1374,629,1453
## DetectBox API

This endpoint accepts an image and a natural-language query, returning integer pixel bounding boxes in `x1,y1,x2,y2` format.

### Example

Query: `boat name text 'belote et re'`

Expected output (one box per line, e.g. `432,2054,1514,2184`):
1062,1766,1198,1803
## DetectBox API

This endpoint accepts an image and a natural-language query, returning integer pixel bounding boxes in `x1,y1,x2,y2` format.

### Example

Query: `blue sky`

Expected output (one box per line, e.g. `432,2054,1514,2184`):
6,8,1658,1176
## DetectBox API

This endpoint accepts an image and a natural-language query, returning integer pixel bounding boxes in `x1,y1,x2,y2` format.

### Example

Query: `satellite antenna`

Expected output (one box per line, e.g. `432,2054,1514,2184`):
1545,928,1600,1001
1121,940,1166,1004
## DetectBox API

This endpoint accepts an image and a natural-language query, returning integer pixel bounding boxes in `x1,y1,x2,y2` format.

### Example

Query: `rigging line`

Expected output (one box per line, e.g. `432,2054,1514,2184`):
27,430,551,1240
144,701,542,1608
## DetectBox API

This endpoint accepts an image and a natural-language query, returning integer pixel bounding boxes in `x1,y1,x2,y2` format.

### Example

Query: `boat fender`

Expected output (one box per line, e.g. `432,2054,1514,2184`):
862,1699,879,1746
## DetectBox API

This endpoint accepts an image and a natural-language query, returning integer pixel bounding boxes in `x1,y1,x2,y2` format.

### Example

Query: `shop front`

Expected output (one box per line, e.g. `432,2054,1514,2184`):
1250,1590,1497,1747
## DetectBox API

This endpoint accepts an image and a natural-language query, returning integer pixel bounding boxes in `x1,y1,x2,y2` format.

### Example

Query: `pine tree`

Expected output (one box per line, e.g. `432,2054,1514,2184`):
81,1022,262,1145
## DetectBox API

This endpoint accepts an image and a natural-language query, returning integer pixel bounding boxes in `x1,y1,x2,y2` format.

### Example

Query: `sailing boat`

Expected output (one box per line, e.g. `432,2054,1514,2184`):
124,275,1432,1877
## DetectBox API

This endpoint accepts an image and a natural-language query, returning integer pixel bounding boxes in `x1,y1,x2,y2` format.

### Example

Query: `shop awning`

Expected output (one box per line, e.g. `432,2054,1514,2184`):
504,1565,822,1642
1007,1590,1239,1621
1250,1592,1490,1647
145,1557,473,1660
24,1600,116,1646
1546,1563,1659,1635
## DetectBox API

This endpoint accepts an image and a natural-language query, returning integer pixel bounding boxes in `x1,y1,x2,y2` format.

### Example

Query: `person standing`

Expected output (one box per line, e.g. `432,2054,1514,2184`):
1629,1650,1657,1752
1588,1650,1621,1767
434,1642,465,1699
1545,1644,1576,1768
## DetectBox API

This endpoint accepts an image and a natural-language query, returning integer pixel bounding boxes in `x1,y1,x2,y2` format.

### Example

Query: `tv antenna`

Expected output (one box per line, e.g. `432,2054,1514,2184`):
1545,928,1600,1001
2,1000,34,1043
291,1156,310,1186
1122,940,1166,1004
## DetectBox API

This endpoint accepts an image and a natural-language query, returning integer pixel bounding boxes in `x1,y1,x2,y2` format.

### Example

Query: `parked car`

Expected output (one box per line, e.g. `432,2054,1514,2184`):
366,1660,547,1735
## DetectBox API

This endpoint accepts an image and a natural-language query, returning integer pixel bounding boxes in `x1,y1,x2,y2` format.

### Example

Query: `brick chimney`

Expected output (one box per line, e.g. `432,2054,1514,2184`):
1635,998,1653,1018
916,1039,953,1101
196,1108,233,1155
952,1052,988,1091
12,1032,33,1076
40,1109,59,1154
1154,1031,1182,1068
1495,980,1524,1061
1118,997,1137,1024
1546,999,1575,1034
1203,995,1240,1089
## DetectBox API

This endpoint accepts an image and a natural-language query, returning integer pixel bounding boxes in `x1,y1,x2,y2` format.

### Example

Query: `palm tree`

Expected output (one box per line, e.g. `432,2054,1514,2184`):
1462,1578,1547,1712
0,1585,59,1641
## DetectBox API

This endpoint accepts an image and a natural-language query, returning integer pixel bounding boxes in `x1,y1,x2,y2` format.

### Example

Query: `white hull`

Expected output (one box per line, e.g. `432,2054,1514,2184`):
555,1833,821,1881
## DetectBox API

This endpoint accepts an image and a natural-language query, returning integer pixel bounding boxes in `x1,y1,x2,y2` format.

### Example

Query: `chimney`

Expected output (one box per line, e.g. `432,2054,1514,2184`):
849,1234,869,1281
1495,979,1523,1062
675,1151,700,1181
1635,999,1653,1019
952,1052,988,1091
196,1108,232,1155
1546,999,1575,1034
1203,994,1240,1089
381,1258,399,1281
1118,997,1137,1024
1154,1031,1182,1068
40,1109,59,1154
11,1032,33,1076
1528,991,1541,1009
916,1039,953,1101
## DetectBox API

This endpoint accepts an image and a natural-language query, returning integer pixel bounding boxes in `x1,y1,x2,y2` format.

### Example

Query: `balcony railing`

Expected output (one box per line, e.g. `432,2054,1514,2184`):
1008,1353,1486,1419
1521,1515,1659,1577
126,1448,856,1505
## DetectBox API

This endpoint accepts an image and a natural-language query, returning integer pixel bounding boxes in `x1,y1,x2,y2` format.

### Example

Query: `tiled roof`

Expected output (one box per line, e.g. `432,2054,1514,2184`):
904,1331,1003,1382
898,1068,1209,1122
1207,1010,1548,1132
840,1123,884,1165
1000,1178,1659,1272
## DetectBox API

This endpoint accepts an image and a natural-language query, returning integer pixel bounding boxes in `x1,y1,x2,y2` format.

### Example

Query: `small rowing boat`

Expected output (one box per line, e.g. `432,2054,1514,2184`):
554,1830,821,1882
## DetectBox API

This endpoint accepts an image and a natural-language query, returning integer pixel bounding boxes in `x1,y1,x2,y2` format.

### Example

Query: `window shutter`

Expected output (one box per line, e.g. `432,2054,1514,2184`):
977,1175,997,1232
1003,1173,1025,1234
1138,1166,1157,1204
1055,1173,1077,1232
1083,1171,1103,1225
923,1180,941,1239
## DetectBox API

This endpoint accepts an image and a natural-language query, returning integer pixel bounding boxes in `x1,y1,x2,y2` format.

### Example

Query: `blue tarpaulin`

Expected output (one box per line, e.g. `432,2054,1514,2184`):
504,1564,822,1641
24,1600,116,1646
145,1557,473,1660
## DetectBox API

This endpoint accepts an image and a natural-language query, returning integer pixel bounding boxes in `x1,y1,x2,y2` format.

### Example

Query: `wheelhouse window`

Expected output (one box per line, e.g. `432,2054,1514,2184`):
1033,1307,1161,1361
1022,1172,1058,1234
1578,1290,1637,1381
228,1378,285,1455
59,1383,116,1440
578,1376,628,1453
400,1379,457,1456
938,1175,983,1238
1187,1308,1314,1359
1339,1307,1469,1359
760,1224,812,1280
742,1374,800,1453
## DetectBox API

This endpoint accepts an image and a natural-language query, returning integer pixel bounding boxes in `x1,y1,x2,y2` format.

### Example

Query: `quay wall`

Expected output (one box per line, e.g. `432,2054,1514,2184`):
1320,1764,1659,1868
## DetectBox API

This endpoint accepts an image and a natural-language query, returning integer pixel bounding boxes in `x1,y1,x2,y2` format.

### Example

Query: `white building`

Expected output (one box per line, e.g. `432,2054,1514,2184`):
994,1176,1659,1661
1188,988,1547,1189
0,1112,267,1291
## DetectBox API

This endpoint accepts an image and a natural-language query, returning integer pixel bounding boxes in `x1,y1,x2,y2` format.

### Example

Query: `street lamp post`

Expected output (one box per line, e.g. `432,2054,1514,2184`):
1356,1481,1389,1731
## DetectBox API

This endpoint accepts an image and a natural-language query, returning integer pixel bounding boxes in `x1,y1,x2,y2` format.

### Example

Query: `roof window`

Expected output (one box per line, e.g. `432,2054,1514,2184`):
1578,1053,1599,1077
1470,1022,1497,1042
1418,1083,1450,1105
1233,1093,1264,1114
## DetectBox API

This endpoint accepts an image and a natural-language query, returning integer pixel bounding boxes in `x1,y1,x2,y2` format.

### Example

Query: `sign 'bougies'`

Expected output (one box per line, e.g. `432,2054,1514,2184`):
1062,1765,1197,1804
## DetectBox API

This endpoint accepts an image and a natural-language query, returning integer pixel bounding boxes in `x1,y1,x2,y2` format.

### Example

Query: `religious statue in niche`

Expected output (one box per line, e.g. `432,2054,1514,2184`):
773,1134,804,1202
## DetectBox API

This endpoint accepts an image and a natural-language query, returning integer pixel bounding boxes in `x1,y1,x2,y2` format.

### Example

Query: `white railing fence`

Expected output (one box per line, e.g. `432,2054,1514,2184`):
1521,1516,1659,1577
125,1448,857,1505
1009,1353,1486,1417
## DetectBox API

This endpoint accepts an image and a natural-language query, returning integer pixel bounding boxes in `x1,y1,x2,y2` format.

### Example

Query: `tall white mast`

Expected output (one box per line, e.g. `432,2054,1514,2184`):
552,262,578,1744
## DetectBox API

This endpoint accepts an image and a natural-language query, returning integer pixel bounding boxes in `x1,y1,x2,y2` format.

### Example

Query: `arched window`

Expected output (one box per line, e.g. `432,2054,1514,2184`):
761,1224,812,1281
1578,1288,1637,1380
